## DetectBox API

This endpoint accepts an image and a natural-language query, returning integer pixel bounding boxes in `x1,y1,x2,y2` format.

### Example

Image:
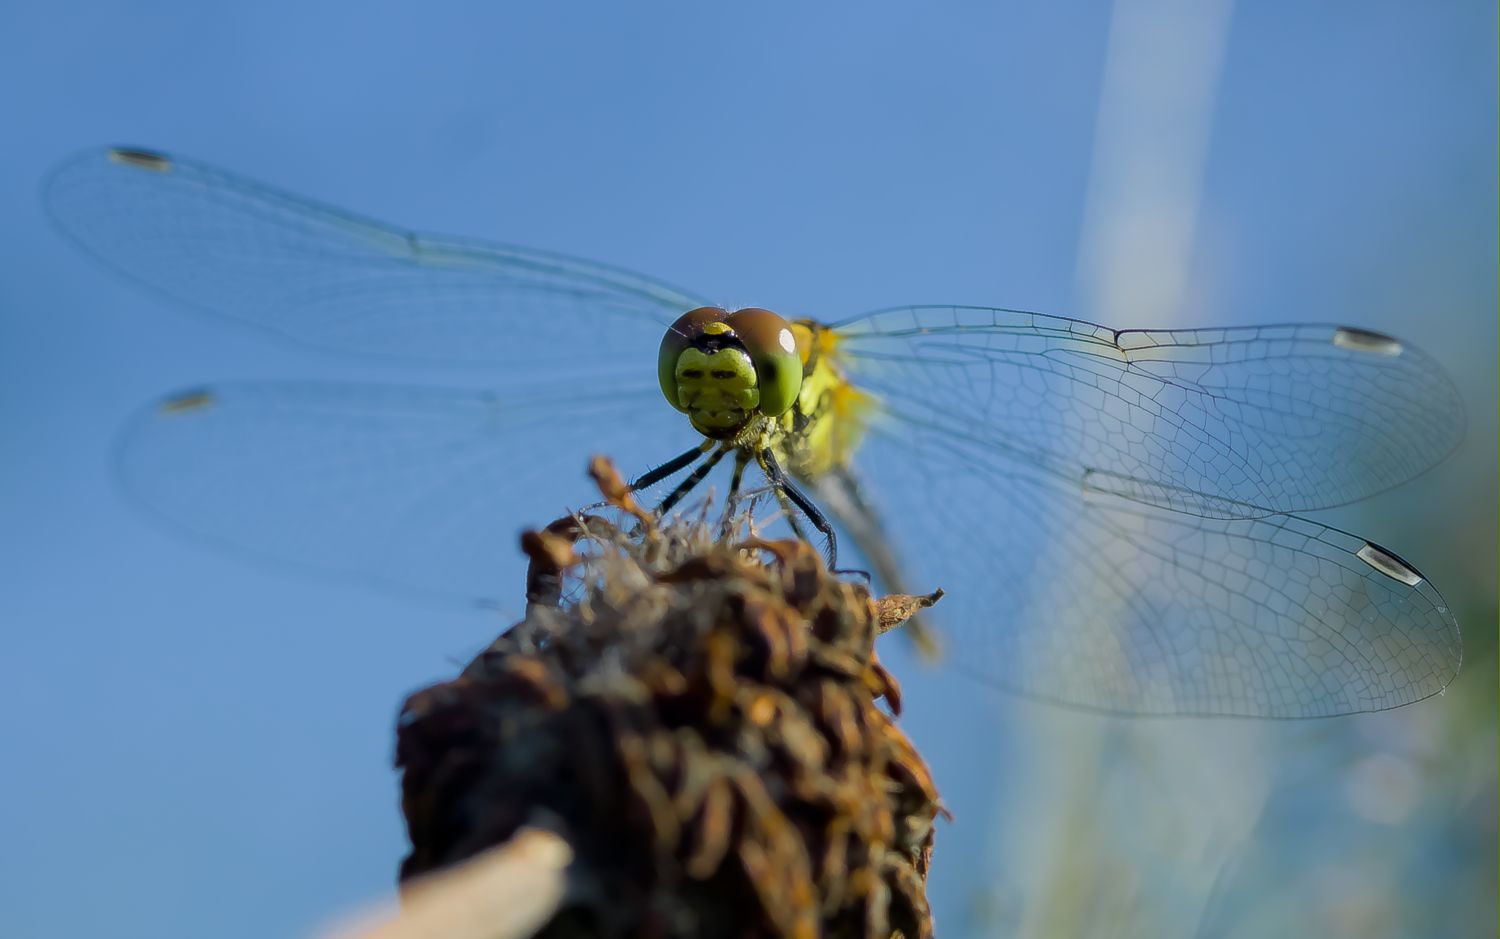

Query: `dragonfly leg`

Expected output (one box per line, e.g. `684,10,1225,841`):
721,449,753,539
630,440,714,491
656,444,730,516
759,448,839,567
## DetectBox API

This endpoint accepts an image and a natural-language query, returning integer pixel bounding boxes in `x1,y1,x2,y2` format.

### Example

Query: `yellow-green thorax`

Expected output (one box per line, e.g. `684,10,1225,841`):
775,320,873,481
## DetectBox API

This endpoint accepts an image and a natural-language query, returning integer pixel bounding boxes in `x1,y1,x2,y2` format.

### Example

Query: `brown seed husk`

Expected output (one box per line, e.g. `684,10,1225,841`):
396,461,943,939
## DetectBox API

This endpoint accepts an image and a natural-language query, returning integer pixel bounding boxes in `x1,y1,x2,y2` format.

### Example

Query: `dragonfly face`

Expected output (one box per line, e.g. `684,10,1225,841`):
658,306,803,439
43,146,1466,718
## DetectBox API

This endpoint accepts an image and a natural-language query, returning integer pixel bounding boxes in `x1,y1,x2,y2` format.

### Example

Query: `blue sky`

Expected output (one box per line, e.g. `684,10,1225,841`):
2,3,1495,937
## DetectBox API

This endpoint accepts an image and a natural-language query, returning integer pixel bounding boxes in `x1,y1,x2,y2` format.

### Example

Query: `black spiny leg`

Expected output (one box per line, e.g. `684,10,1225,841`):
631,440,714,492
756,452,810,543
721,448,753,539
758,448,839,567
657,444,730,516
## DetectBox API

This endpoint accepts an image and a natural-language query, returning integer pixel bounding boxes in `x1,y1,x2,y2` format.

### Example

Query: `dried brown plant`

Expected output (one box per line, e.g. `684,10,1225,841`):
394,458,945,939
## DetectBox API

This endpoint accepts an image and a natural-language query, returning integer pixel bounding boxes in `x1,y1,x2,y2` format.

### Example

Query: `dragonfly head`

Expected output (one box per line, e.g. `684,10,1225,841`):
659,307,804,439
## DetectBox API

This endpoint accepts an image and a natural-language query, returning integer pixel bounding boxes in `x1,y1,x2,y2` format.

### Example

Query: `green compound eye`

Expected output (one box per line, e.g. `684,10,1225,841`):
659,307,728,411
724,307,802,417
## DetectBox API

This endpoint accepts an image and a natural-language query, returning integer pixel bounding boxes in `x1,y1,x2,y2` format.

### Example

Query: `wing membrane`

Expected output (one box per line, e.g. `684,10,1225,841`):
119,380,686,606
46,148,710,373
835,417,1460,717
833,306,1463,516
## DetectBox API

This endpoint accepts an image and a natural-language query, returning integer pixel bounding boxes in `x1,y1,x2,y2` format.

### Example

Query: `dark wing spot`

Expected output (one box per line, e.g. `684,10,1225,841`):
710,370,738,380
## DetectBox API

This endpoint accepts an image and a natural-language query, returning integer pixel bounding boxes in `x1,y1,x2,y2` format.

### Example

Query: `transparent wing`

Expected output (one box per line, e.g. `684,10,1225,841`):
832,306,1464,516
46,147,711,374
118,380,693,609
832,419,1461,717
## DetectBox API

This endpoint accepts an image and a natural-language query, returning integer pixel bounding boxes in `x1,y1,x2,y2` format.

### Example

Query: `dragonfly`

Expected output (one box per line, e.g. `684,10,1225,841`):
45,146,1464,718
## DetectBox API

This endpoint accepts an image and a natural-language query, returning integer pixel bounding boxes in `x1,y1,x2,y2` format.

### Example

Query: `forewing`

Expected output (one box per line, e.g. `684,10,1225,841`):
118,380,689,607
46,148,710,373
832,306,1464,515
837,418,1461,717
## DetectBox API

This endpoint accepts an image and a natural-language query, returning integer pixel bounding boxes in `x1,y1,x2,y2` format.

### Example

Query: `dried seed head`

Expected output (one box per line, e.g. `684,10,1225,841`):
397,462,944,939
